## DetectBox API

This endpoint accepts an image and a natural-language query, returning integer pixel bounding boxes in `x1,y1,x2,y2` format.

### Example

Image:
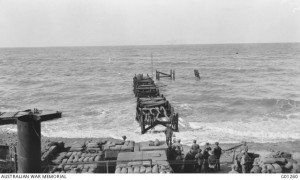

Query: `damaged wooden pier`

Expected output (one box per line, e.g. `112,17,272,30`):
133,74,179,134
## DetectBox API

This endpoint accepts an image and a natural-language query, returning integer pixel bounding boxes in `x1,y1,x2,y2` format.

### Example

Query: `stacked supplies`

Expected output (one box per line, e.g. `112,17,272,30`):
115,162,173,174
250,151,299,173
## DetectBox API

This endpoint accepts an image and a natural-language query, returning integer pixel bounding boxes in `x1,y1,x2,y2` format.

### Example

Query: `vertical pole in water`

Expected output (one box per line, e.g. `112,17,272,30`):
173,69,175,80
17,114,41,173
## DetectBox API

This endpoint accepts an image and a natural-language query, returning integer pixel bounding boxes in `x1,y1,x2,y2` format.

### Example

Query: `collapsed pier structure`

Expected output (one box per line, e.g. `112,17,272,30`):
133,74,179,134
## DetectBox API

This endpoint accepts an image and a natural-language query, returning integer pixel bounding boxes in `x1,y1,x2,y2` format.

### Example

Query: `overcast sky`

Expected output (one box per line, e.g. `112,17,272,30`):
0,0,300,47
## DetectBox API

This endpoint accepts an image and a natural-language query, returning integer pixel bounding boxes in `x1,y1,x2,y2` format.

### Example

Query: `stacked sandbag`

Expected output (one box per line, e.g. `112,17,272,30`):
52,152,67,164
102,141,116,151
54,162,100,173
291,162,300,173
104,140,125,150
114,163,173,174
109,145,122,151
86,142,101,153
69,141,85,152
264,151,292,159
41,145,58,162
252,151,298,173
103,140,131,160
52,150,104,173
113,139,125,145
257,158,285,173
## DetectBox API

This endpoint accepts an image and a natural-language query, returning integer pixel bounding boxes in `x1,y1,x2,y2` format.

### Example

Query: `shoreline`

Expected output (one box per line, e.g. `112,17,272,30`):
1,129,300,173
1,129,300,162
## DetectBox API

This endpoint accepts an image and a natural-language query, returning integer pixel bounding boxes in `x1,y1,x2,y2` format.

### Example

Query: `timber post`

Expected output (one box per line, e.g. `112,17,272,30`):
173,69,175,80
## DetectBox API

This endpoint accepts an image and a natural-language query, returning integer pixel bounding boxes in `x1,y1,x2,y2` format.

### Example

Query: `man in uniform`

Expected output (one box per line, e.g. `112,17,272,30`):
235,149,244,173
241,141,248,152
203,143,211,173
164,125,173,147
195,148,204,173
191,140,200,151
213,142,222,171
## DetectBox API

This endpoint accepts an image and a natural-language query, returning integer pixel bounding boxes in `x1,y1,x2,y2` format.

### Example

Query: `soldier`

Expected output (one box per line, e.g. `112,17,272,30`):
164,125,173,147
213,142,222,171
203,143,211,173
191,140,200,151
122,136,127,142
184,149,197,173
195,148,204,173
235,149,244,173
208,150,218,173
241,151,251,173
240,141,248,152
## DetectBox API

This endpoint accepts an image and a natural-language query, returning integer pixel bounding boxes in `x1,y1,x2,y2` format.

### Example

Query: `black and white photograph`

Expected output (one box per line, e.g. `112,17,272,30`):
0,0,300,178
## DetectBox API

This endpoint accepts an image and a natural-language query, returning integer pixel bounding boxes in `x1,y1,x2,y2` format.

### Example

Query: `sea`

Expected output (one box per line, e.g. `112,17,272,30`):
0,43,300,146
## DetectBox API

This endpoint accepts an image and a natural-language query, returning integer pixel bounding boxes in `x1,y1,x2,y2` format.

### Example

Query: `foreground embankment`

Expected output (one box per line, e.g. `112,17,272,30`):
1,129,300,173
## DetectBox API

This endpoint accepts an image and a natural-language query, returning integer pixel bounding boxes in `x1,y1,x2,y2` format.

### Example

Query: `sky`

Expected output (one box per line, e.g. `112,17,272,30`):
0,0,300,47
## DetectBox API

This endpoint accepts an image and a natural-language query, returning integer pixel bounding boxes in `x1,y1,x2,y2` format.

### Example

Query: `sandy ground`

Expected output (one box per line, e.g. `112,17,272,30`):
1,129,300,173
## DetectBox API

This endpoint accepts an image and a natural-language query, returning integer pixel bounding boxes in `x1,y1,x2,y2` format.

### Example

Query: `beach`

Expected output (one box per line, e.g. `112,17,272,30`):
1,128,300,173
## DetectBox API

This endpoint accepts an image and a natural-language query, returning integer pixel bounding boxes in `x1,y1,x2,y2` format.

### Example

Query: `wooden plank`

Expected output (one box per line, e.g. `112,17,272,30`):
159,75,171,78
156,71,170,76
0,112,19,118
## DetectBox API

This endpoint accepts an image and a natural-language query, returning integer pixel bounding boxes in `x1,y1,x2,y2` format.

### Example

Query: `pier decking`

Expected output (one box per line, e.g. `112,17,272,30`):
133,74,179,134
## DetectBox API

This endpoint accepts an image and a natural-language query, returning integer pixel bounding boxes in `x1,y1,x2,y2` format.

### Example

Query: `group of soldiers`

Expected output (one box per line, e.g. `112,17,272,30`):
165,126,223,173
183,141,222,173
168,139,223,173
165,125,253,173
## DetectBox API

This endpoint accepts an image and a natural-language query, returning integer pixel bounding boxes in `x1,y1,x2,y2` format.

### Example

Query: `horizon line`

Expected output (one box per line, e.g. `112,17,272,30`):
0,41,299,49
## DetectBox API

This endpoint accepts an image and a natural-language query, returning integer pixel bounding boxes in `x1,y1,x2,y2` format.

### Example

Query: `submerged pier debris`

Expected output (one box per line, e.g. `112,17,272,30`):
156,70,175,80
194,69,200,79
133,74,179,134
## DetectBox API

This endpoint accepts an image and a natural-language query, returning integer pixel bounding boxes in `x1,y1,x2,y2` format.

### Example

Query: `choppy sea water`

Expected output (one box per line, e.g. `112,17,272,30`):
1,43,300,145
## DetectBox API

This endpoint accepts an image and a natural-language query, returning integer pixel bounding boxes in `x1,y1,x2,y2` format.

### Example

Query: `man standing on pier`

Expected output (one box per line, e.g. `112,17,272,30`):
165,124,173,147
